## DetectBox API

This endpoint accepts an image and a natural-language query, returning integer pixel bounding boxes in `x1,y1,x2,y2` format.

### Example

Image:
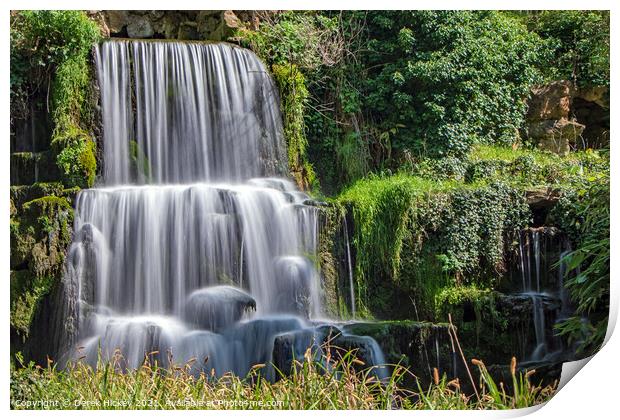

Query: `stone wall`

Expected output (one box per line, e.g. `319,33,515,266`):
87,10,260,41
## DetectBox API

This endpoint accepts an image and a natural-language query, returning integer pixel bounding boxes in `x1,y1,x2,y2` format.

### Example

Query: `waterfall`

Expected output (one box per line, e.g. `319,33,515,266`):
94,40,287,184
517,228,572,362
60,40,386,378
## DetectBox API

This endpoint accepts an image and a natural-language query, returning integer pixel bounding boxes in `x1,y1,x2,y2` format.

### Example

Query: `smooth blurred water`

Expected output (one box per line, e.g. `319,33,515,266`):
61,40,386,378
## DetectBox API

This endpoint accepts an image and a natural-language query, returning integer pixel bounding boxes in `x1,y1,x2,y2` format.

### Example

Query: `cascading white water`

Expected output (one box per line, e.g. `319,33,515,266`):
518,229,547,360
95,40,287,184
61,40,385,378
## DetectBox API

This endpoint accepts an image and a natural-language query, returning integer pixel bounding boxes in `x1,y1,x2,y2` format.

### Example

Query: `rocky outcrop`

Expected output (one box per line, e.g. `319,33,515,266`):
94,10,257,41
525,80,609,154
10,189,75,353
525,81,585,155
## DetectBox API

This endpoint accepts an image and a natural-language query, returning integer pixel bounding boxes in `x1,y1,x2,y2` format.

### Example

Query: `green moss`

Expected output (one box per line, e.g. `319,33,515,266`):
10,195,73,341
272,63,317,191
54,126,97,188
10,183,65,209
10,271,55,340
338,173,531,319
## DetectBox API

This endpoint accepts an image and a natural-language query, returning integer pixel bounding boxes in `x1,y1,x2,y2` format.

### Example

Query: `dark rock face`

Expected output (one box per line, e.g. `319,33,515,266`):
272,324,388,379
342,321,454,385
572,86,610,149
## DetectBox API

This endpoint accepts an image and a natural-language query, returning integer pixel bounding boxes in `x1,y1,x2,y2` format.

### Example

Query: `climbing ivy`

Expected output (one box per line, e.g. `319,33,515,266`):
338,174,531,318
11,10,101,188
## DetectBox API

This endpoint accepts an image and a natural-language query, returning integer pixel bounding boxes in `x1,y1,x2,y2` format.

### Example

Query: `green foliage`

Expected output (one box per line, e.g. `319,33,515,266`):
552,175,609,356
236,12,347,190
360,11,544,158
54,126,97,188
10,10,100,122
237,11,608,193
520,11,610,87
409,144,609,188
272,63,317,190
237,12,340,74
338,173,531,318
11,10,101,188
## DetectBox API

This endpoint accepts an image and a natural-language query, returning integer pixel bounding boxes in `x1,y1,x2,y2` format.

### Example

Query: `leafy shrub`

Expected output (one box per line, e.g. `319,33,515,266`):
551,175,609,356
522,11,610,87
10,11,100,123
11,10,100,188
359,11,544,158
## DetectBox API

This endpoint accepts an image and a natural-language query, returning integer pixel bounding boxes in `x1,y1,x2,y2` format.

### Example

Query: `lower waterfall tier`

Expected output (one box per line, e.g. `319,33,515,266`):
62,178,390,378
76,307,388,380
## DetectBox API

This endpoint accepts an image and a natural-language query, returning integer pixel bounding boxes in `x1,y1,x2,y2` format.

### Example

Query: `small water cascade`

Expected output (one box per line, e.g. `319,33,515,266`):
516,228,572,362
59,39,387,378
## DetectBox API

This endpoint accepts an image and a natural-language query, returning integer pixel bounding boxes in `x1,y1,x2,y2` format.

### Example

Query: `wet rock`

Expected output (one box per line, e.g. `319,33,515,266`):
271,323,389,379
184,286,256,332
342,321,453,385
272,256,316,316
222,315,306,378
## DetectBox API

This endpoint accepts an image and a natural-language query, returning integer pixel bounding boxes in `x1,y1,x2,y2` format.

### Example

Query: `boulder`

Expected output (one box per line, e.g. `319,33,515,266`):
527,81,572,121
184,286,256,332
527,118,585,155
575,85,610,109
342,320,454,385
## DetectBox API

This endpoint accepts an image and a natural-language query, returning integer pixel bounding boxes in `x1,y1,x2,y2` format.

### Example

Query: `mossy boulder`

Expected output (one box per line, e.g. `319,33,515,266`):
10,193,74,344
52,126,97,188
